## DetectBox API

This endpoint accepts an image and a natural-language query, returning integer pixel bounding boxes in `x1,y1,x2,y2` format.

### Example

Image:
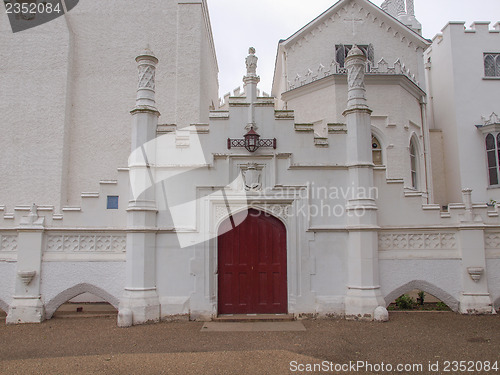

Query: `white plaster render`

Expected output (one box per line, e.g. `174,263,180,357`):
425,22,500,204
1,0,500,324
0,262,17,313
41,262,125,318
488,259,500,310
0,0,218,210
272,0,429,107
380,261,461,311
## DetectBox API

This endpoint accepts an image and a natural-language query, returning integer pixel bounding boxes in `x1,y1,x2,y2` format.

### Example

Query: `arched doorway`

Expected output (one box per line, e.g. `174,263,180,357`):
217,209,287,315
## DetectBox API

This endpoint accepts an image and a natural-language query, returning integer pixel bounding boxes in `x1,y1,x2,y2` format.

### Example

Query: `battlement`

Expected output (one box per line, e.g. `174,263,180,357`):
218,86,271,109
288,57,420,91
435,21,500,40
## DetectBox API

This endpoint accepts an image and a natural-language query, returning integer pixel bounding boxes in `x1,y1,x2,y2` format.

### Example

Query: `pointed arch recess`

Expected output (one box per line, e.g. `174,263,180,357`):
384,280,459,312
216,204,290,238
45,283,119,319
371,126,385,166
409,133,421,189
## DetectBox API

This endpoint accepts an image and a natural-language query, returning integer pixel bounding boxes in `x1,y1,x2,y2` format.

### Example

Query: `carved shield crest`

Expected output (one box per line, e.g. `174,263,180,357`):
243,163,261,191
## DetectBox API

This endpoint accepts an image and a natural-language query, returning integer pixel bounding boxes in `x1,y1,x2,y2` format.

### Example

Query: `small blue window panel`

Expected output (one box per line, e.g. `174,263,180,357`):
107,196,119,209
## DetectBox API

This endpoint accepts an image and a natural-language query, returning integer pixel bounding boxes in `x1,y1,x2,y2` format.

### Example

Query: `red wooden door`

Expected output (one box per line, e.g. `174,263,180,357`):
218,209,287,314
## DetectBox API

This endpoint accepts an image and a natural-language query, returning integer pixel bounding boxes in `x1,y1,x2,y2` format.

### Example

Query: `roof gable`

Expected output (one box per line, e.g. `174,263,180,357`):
280,0,430,49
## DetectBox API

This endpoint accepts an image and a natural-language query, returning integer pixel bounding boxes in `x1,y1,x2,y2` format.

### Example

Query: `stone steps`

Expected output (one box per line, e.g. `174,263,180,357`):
213,314,295,322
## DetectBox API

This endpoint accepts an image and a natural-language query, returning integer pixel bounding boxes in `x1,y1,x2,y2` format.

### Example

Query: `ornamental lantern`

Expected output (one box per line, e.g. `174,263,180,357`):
227,126,277,153
244,127,260,152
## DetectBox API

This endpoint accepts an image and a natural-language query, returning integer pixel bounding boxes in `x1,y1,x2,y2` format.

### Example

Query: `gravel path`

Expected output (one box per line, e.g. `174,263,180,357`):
0,312,499,374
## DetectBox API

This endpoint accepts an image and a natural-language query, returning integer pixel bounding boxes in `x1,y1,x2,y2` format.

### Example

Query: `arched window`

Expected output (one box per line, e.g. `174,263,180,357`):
372,135,383,166
484,53,500,77
486,134,498,185
409,138,418,189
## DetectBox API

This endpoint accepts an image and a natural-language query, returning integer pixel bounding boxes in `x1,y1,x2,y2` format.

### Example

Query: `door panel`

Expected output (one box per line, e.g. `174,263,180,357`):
218,209,287,314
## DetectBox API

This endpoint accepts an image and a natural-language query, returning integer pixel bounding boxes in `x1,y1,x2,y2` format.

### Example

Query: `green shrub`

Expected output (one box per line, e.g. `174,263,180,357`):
417,291,425,305
436,302,449,311
395,294,416,310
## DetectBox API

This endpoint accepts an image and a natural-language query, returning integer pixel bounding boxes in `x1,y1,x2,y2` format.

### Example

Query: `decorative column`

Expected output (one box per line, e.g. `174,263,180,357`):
395,0,406,16
6,204,45,324
342,46,386,320
243,47,260,131
458,189,494,314
118,48,161,327
406,0,415,16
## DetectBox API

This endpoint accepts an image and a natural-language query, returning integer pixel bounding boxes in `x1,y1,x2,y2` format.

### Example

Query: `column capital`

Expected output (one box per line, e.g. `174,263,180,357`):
134,47,159,109
344,45,370,112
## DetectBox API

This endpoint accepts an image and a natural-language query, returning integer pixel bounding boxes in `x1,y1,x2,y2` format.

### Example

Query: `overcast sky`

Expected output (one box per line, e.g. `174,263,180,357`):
207,0,500,98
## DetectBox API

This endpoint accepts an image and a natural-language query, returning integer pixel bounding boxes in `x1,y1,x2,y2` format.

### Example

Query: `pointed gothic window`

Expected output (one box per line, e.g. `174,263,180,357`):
409,138,418,189
372,135,383,166
367,44,375,71
336,44,346,68
486,134,499,185
484,53,500,77
485,132,500,186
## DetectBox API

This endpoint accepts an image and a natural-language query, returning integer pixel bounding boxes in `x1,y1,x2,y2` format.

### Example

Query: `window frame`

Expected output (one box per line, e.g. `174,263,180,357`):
484,53,500,78
335,44,375,68
371,134,383,166
484,132,500,187
409,137,419,190
106,196,119,210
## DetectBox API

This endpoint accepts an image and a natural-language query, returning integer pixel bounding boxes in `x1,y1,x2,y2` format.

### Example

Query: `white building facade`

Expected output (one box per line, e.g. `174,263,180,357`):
425,20,500,205
1,0,500,325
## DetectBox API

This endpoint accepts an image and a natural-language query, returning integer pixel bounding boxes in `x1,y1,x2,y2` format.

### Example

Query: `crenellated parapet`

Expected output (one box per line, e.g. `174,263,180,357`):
287,57,420,91
433,21,500,43
219,87,271,110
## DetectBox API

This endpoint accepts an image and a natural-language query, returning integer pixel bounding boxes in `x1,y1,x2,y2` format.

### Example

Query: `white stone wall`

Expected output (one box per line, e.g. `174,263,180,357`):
283,78,426,187
487,259,500,309
272,0,428,103
310,232,348,299
0,9,71,209
426,22,500,204
0,232,18,312
0,262,17,313
155,233,193,317
2,0,500,323
146,82,500,319
41,261,125,318
0,0,218,210
272,0,430,194
380,259,462,311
